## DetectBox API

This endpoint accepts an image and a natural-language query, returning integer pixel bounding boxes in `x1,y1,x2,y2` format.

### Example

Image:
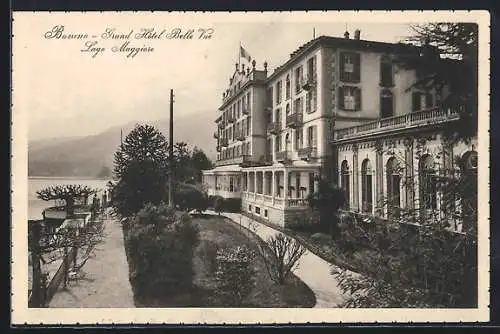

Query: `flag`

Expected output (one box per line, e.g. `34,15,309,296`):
240,45,252,62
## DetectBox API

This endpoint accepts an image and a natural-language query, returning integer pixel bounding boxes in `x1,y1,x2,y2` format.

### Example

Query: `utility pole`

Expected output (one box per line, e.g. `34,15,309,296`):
168,89,174,208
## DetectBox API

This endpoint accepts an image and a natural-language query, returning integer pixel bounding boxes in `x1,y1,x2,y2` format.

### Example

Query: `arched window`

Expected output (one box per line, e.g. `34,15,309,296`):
380,89,394,118
361,159,373,213
386,157,401,217
285,133,291,152
419,155,437,210
459,151,478,224
341,160,350,210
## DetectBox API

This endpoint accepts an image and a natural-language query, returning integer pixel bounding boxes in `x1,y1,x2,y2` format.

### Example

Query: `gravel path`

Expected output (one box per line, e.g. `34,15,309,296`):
48,218,135,308
206,211,348,308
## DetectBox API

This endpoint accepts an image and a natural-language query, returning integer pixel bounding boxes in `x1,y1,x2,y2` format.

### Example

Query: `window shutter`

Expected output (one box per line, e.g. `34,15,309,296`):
338,86,345,110
353,53,361,83
412,92,421,111
354,87,362,111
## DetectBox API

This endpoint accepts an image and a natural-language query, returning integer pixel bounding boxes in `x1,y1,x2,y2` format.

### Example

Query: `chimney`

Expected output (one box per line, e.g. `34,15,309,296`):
344,31,350,39
354,29,360,40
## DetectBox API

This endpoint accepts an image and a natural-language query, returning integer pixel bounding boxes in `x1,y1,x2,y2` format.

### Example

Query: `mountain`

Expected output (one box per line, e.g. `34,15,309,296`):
28,112,217,177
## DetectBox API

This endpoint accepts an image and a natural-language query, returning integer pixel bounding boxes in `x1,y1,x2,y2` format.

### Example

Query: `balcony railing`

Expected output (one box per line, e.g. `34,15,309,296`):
242,106,249,115
301,75,316,91
286,113,303,129
275,151,288,162
333,107,461,141
297,146,318,160
236,131,246,141
267,122,281,135
215,154,251,167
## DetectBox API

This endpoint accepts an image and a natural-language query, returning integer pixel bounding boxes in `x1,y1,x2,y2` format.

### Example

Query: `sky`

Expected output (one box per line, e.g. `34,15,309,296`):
13,12,425,141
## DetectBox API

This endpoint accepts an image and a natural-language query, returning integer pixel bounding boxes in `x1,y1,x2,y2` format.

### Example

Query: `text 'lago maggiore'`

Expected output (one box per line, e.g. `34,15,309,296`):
44,26,215,58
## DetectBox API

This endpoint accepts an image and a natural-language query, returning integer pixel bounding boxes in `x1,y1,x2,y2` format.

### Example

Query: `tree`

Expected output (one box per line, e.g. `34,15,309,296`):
307,178,346,239
399,23,478,143
112,124,169,217
256,234,306,285
36,184,97,218
171,141,192,183
190,147,213,183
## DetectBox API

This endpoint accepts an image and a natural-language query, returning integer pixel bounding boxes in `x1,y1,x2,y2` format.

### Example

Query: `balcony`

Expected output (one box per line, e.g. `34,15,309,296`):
218,122,225,129
297,146,318,160
242,106,249,115
227,115,236,123
302,75,316,91
236,131,246,141
216,146,221,152
220,138,229,147
275,151,289,162
215,154,251,167
333,107,461,141
267,122,281,135
286,113,303,129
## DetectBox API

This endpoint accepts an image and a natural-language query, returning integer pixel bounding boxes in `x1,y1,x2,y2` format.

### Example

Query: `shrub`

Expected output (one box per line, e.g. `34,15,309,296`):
196,240,219,275
175,183,209,213
257,234,306,285
214,246,255,306
125,203,200,302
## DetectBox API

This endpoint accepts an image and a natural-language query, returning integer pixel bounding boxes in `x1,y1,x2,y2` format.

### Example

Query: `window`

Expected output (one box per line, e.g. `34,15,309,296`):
247,92,251,109
307,126,317,148
285,75,291,100
286,103,290,115
380,56,394,87
361,159,373,213
295,66,303,93
294,97,302,115
307,56,316,81
266,87,273,108
380,89,394,118
338,86,361,111
266,138,272,160
386,157,401,217
249,205,252,211
419,155,437,210
275,109,281,126
255,207,261,215
275,80,282,105
264,209,268,218
295,174,301,198
341,160,350,210
275,134,281,153
295,129,303,149
412,92,433,111
340,52,361,82
309,172,315,195
306,91,316,114
229,177,234,192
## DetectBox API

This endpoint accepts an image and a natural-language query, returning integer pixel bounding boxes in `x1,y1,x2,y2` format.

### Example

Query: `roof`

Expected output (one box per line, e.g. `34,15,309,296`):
266,35,427,82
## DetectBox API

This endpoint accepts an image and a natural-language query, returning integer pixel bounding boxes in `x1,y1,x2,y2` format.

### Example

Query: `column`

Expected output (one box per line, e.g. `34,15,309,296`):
375,140,384,217
404,138,414,212
352,144,359,211
272,171,276,204
284,169,288,202
254,171,257,195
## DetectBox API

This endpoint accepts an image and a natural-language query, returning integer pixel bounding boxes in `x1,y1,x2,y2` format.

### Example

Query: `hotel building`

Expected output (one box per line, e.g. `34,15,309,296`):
202,30,477,231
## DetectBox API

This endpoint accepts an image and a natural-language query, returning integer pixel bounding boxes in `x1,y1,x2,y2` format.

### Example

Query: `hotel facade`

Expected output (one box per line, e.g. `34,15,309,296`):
202,30,477,231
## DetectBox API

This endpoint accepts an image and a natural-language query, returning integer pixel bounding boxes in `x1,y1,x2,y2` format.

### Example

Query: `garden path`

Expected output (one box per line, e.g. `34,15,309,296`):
48,217,135,308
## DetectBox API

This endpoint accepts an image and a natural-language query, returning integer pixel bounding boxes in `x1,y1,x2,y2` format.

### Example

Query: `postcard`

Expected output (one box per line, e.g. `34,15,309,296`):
11,10,490,324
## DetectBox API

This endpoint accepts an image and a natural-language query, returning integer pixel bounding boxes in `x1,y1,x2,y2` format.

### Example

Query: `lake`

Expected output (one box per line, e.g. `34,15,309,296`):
28,177,112,220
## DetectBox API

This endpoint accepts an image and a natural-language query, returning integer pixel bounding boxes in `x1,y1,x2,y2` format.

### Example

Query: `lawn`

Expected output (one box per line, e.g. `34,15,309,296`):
130,214,316,308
